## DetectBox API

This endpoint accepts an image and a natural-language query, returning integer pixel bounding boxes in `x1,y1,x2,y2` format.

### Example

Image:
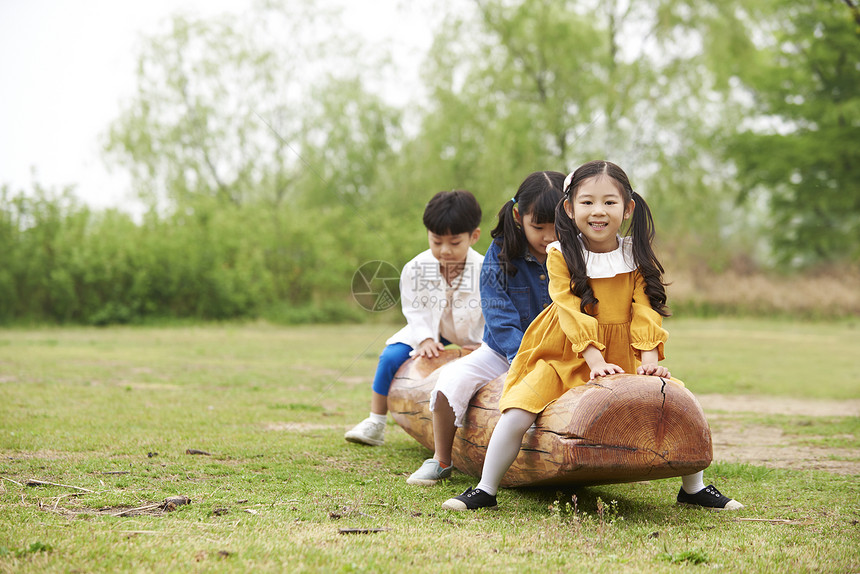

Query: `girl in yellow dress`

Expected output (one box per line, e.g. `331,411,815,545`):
442,160,743,511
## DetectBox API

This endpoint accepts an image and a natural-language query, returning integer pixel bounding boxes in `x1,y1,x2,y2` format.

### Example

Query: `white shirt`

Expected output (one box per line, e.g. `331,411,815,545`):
386,247,485,350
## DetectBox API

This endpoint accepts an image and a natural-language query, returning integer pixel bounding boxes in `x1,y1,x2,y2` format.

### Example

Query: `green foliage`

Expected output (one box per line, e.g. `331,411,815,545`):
104,1,341,209
3,1,858,324
0,181,427,325
413,0,773,269
726,0,860,266
0,187,276,324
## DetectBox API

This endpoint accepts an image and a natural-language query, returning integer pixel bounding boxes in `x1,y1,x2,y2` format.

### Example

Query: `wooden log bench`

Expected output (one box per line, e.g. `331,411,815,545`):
387,349,712,488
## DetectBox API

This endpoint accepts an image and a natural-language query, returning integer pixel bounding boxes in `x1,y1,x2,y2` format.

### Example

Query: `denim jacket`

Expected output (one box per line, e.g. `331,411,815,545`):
480,239,552,363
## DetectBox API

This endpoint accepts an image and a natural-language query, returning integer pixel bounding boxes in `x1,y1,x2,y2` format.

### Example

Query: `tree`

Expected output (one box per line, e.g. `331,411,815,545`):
104,0,361,209
404,0,767,268
102,1,409,311
727,0,860,266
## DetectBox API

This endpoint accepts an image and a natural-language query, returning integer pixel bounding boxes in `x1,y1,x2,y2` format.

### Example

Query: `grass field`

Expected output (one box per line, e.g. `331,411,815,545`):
0,319,858,572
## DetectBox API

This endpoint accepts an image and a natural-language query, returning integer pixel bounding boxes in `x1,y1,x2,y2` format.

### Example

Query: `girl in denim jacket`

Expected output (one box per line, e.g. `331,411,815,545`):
406,171,565,485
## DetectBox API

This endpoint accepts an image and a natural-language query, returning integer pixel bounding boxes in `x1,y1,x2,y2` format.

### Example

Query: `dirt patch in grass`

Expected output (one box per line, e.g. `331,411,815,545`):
699,394,860,475
698,394,860,417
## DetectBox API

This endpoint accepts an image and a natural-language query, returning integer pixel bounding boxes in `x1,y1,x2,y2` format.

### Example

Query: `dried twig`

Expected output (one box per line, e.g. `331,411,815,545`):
338,528,390,535
735,518,814,525
26,479,94,493
50,491,92,512
110,496,190,517
111,503,161,517
1,476,24,487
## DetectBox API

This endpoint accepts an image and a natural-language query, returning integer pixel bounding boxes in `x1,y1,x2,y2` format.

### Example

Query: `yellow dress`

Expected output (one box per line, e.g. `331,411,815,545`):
499,239,680,414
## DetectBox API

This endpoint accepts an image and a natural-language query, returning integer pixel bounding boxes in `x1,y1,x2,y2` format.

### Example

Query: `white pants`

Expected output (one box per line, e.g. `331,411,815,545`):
429,343,510,427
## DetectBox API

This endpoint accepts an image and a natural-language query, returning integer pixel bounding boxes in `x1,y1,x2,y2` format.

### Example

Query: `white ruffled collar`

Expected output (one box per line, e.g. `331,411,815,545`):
546,235,636,278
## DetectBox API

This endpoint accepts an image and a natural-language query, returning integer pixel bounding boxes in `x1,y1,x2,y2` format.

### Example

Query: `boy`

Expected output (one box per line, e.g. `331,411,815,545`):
345,190,485,446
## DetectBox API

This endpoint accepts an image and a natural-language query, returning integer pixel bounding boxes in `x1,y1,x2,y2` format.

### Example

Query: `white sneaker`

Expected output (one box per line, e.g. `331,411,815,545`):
344,417,385,446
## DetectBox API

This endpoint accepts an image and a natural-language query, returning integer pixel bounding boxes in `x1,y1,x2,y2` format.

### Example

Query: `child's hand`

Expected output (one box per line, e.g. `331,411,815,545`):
637,363,671,378
414,339,446,358
589,363,625,381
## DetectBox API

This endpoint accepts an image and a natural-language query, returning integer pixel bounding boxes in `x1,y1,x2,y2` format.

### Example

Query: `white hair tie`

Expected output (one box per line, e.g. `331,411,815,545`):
563,172,574,193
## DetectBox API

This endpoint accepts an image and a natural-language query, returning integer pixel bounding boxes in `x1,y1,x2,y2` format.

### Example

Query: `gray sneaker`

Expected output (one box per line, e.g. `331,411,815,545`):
406,458,453,486
344,417,385,446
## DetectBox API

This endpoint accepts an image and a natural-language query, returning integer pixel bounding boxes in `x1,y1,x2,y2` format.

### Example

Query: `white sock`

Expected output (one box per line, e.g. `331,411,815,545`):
681,471,706,494
369,412,387,425
475,408,537,496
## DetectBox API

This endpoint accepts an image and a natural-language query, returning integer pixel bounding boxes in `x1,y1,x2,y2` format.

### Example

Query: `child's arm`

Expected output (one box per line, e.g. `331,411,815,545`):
582,345,625,380
479,247,526,362
630,273,670,377
636,349,671,378
630,271,668,363
546,249,604,358
398,256,440,351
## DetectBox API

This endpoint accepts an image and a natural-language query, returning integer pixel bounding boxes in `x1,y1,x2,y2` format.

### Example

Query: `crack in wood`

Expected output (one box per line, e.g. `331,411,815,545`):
659,377,667,410
520,448,552,455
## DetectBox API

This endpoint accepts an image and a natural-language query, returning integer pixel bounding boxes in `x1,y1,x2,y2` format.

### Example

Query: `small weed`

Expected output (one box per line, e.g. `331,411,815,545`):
549,494,623,534
595,496,623,527
549,492,580,522
658,549,710,565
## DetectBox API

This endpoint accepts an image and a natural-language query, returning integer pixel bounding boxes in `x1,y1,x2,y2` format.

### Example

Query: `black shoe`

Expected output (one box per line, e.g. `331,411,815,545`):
677,485,744,510
441,487,498,511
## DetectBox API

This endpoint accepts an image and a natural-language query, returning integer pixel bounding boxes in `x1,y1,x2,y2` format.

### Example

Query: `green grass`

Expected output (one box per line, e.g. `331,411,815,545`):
0,320,858,573
664,317,859,398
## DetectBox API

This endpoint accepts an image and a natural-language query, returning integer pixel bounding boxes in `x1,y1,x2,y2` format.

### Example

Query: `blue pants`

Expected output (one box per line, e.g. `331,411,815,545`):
372,343,413,396
372,338,451,396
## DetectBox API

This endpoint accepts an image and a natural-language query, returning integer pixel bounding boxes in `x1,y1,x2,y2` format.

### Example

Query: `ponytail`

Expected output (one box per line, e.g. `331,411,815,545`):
555,198,598,314
628,191,669,317
491,198,526,276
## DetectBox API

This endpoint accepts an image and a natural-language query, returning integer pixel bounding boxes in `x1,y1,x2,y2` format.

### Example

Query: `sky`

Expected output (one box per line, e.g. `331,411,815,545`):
0,0,434,211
